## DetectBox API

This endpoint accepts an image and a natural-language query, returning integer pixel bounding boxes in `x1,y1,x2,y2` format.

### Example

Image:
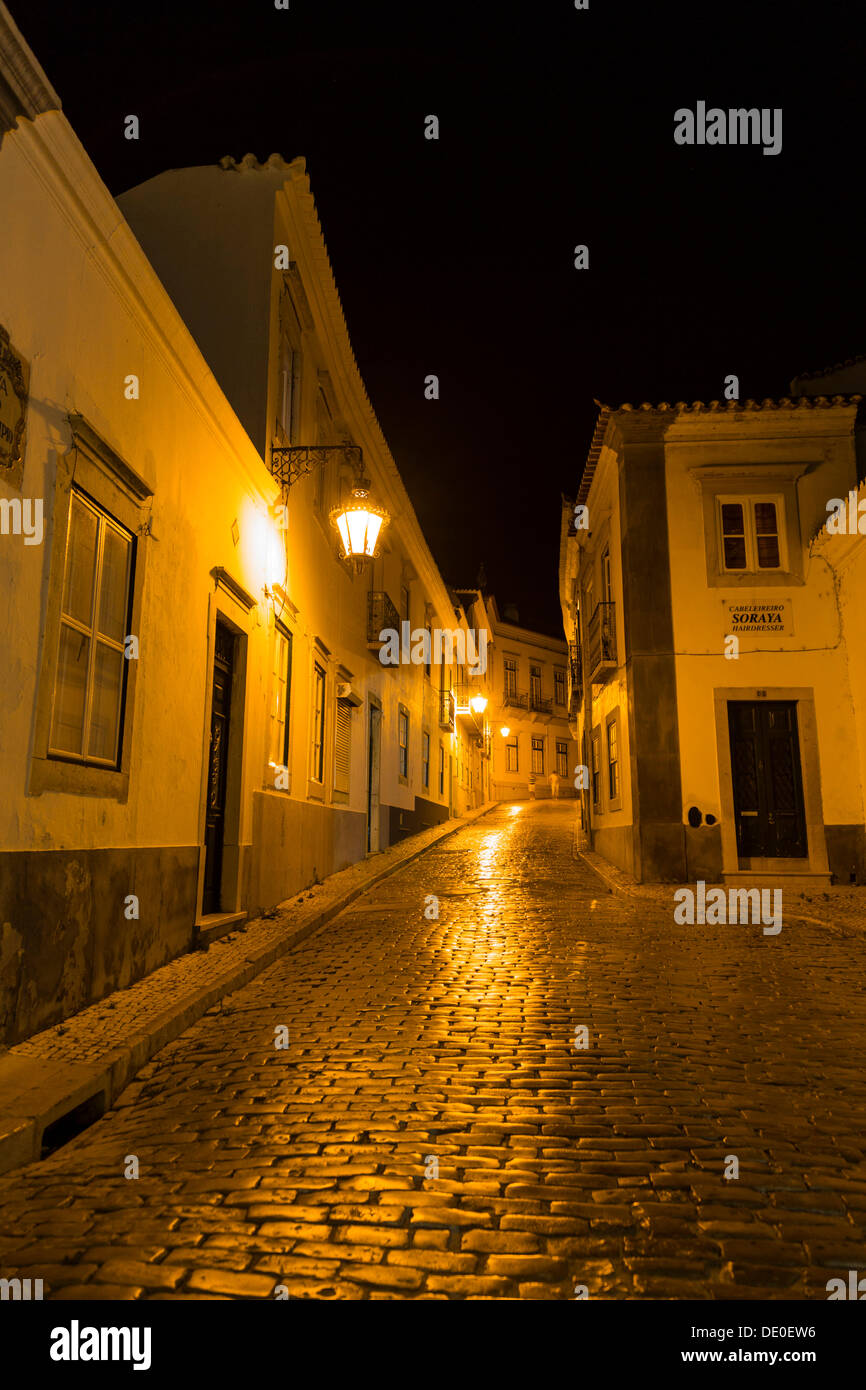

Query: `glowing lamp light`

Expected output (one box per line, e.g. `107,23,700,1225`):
470,695,488,714
500,725,510,737
330,486,389,566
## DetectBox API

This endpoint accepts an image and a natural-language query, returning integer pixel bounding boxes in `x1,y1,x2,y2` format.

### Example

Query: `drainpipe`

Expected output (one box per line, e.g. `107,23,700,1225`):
576,536,594,851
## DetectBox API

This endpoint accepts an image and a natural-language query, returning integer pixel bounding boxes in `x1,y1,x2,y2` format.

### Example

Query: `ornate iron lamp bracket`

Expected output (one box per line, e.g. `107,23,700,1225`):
270,444,364,489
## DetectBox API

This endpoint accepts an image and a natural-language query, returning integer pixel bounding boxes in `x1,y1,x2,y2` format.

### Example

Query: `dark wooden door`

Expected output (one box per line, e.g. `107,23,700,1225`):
728,701,807,858
203,622,235,913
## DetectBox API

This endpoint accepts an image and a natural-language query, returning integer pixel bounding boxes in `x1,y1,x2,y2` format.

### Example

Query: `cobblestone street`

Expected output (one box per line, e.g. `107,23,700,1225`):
1,800,865,1301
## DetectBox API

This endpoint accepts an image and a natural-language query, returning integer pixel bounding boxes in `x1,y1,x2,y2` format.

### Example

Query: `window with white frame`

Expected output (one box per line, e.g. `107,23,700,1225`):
311,661,326,782
268,623,292,778
505,736,518,772
717,496,783,572
422,730,430,788
278,293,303,446
438,743,445,795
504,656,518,697
49,489,133,766
314,386,332,511
531,736,544,775
606,716,619,800
591,727,602,809
554,668,566,706
556,740,568,776
398,706,409,779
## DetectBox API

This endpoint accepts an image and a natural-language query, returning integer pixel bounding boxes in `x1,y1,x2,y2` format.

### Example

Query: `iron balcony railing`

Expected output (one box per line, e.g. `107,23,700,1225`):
439,689,455,731
568,641,582,712
367,591,400,648
503,689,529,710
586,601,617,680
529,692,553,714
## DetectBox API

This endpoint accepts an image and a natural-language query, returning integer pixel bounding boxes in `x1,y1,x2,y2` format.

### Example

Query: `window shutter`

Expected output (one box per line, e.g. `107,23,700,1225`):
334,699,352,794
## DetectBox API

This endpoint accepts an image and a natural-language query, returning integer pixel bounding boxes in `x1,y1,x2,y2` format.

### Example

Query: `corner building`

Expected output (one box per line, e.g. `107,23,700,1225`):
560,394,866,887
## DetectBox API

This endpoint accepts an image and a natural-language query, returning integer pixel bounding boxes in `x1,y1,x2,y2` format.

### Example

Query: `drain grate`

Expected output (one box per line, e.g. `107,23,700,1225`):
40,1092,106,1159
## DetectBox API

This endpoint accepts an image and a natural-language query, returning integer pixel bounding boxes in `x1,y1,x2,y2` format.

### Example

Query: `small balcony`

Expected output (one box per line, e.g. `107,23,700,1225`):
503,689,529,710
367,591,400,650
568,641,582,713
529,691,553,715
439,689,455,731
586,602,617,682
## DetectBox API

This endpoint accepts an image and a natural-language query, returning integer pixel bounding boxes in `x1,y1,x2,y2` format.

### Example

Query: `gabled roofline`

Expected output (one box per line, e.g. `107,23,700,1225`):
0,50,277,499
576,402,611,507
576,395,862,506
791,351,866,385
0,3,61,137
607,394,860,415
272,162,459,627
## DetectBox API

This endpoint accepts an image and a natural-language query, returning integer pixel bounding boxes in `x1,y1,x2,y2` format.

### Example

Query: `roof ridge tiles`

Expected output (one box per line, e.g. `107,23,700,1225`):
606,394,859,415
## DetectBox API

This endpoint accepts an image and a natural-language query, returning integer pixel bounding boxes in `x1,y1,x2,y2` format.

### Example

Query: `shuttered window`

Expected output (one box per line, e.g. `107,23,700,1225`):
334,699,352,798
269,624,292,774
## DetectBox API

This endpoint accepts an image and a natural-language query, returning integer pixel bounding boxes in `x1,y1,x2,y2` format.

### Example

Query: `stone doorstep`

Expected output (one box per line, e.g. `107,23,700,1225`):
577,839,858,930
196,911,247,948
0,801,496,1177
722,872,832,891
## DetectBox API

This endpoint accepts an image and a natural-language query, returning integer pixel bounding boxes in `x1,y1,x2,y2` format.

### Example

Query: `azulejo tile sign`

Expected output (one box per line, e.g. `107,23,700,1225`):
726,598,793,636
0,324,29,477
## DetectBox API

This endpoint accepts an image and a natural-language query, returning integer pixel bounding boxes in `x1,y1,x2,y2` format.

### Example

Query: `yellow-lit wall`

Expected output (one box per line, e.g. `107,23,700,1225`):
665,416,863,837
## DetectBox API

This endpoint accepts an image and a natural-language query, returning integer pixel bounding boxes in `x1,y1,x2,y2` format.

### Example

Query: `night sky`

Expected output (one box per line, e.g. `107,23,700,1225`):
12,0,866,634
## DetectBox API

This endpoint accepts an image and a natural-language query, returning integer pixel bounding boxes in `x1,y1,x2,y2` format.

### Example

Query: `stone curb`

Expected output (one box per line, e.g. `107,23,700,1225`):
573,822,860,936
0,801,497,1177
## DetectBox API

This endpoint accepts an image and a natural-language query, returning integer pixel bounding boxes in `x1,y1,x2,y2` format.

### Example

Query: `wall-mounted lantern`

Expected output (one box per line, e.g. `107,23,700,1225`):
269,443,390,573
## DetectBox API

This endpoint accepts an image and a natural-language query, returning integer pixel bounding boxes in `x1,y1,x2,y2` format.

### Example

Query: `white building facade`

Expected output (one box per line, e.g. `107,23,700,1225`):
0,9,485,1044
560,395,865,888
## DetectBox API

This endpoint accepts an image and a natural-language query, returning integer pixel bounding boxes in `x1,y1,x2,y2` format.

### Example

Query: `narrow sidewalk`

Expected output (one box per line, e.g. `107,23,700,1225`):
0,802,496,1176
573,816,866,936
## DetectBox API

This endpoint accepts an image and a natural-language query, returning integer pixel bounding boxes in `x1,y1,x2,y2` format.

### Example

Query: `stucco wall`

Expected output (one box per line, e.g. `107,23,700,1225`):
665,417,864,860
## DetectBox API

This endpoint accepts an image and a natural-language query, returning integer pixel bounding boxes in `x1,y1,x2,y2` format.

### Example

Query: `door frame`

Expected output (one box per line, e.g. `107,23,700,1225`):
713,687,829,878
366,695,382,853
196,585,252,922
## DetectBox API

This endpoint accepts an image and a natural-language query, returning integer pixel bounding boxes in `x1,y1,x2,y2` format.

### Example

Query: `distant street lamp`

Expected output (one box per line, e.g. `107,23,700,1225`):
470,694,488,715
500,725,510,737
